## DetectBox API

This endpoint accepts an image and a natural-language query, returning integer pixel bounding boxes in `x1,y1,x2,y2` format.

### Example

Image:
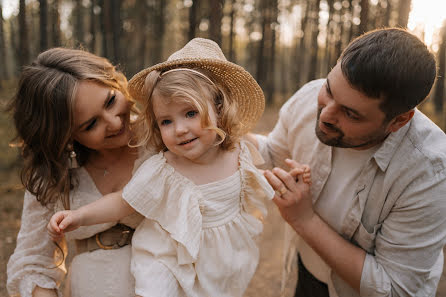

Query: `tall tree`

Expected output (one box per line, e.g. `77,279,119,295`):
297,0,310,87
228,0,237,62
136,1,148,74
51,0,61,47
39,0,48,51
265,0,278,104
308,0,321,81
358,0,369,36
433,22,446,116
74,1,84,47
99,0,112,59
0,2,7,80
397,0,411,28
18,0,29,68
189,0,200,40
151,0,166,65
209,0,224,45
89,0,97,53
111,0,122,63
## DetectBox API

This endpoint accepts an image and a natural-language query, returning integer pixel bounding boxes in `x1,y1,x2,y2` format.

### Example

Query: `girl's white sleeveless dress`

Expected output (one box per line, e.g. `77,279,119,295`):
122,141,274,297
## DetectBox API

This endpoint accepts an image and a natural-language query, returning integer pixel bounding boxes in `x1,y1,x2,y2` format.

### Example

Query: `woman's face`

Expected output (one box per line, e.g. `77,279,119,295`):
72,81,132,152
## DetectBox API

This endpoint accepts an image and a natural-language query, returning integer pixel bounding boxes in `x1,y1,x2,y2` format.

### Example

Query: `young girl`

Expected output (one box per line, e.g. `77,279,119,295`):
48,38,311,297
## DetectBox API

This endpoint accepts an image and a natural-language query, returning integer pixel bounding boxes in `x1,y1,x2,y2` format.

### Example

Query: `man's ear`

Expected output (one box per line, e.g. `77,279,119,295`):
386,109,415,133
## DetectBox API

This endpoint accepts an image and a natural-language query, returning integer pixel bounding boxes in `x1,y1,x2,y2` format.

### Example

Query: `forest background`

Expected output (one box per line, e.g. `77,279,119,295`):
1,0,446,296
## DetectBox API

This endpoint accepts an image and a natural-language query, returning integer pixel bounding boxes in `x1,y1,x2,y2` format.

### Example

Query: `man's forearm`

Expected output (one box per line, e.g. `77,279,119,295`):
294,213,366,293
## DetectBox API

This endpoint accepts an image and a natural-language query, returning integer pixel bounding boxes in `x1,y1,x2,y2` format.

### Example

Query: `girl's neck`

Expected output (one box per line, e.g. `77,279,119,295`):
165,144,240,185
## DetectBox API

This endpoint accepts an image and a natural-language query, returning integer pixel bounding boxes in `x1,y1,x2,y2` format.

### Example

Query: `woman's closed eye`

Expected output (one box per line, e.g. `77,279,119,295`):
85,119,97,131
106,94,116,108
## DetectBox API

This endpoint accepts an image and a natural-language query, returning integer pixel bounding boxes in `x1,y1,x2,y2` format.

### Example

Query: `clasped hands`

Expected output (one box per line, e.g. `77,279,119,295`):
264,158,315,232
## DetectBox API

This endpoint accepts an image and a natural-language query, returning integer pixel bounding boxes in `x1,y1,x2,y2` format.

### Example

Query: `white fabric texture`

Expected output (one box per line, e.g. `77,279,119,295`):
122,141,275,297
7,164,145,297
256,79,446,297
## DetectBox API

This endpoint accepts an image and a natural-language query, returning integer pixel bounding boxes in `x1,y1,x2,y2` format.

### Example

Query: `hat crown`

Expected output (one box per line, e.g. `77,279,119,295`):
167,38,227,62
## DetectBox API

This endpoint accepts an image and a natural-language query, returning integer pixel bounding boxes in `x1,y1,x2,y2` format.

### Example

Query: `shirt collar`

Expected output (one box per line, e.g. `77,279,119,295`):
372,111,414,171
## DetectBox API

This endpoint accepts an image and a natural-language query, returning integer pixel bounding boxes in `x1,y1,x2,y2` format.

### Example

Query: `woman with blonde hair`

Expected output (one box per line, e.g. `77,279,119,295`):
7,48,146,297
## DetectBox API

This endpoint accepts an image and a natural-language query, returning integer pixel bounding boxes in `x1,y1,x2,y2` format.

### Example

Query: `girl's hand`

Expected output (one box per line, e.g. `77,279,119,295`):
264,159,314,233
47,210,82,241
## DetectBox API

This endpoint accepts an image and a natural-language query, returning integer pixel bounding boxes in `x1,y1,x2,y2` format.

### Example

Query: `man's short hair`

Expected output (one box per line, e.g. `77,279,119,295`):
340,28,437,120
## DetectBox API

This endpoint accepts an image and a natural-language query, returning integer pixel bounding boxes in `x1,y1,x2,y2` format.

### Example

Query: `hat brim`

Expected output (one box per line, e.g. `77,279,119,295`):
128,58,265,134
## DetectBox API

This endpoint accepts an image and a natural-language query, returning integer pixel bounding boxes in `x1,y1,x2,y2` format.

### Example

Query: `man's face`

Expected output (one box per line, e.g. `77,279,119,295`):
315,63,393,150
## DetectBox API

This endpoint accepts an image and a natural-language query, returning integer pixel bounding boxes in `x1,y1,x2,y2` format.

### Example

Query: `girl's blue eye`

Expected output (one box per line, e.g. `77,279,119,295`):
106,95,116,107
85,119,97,131
161,119,171,126
186,110,198,118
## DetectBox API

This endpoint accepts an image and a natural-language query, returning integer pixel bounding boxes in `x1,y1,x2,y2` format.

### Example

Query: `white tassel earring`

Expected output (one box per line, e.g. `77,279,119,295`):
67,144,79,169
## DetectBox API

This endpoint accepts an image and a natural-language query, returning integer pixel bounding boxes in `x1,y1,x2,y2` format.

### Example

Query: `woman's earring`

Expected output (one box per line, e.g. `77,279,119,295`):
67,145,79,169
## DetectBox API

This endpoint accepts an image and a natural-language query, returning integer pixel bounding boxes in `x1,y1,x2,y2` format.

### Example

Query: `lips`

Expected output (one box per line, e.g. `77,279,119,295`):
107,123,126,138
179,138,197,145
319,121,339,134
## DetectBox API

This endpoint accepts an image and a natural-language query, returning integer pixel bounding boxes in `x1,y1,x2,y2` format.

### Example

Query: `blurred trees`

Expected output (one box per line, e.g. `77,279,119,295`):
0,0,444,128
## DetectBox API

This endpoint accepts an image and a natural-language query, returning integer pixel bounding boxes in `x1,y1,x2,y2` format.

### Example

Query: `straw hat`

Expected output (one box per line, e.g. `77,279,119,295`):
128,38,265,134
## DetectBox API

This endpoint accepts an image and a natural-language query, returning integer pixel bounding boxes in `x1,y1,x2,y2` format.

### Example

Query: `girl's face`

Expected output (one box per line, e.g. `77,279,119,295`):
152,93,219,163
72,81,132,152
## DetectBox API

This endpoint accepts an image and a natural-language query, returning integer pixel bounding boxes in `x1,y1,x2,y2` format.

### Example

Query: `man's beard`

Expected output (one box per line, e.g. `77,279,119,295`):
314,108,389,149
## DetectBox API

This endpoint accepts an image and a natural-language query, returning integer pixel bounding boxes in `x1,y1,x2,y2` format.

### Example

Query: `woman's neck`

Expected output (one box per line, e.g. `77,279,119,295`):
89,145,135,166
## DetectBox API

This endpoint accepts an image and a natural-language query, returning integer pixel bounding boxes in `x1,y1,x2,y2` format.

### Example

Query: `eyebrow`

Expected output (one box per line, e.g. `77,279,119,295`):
77,89,114,130
325,78,362,118
325,79,333,96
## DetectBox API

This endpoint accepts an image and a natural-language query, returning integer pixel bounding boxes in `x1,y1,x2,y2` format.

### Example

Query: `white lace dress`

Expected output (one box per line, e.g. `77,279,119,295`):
7,166,145,297
122,141,275,297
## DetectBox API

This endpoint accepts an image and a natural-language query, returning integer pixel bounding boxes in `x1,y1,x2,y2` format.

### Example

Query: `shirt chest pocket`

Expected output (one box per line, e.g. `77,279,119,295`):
353,222,382,254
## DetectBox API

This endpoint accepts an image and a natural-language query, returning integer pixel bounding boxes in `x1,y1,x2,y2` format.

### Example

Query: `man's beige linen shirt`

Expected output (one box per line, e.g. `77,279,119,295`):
257,79,446,297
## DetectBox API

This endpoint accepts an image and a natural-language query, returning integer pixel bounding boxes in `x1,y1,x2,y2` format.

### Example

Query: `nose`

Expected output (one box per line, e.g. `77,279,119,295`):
175,120,188,135
319,99,338,125
105,112,122,132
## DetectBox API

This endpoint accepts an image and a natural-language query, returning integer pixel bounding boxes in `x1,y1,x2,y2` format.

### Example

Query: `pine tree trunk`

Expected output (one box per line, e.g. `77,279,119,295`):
39,0,48,51
51,0,61,47
19,0,29,67
397,0,411,28
209,0,224,46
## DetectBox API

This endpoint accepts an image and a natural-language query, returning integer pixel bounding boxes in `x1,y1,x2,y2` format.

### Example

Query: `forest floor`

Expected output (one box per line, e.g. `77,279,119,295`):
1,92,446,296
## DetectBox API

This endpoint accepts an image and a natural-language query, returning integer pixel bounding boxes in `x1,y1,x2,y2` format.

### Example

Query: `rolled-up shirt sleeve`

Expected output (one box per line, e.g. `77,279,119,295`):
256,101,295,170
7,191,66,297
360,172,446,297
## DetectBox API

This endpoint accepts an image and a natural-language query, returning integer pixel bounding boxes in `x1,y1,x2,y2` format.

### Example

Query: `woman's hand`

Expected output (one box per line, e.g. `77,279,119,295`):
47,210,82,241
264,158,314,233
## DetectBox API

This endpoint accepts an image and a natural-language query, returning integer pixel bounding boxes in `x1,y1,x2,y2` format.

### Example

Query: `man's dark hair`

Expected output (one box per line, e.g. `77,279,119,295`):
340,28,437,121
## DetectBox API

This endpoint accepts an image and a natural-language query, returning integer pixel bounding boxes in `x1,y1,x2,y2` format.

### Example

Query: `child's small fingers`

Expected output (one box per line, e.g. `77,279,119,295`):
47,220,59,234
59,216,72,230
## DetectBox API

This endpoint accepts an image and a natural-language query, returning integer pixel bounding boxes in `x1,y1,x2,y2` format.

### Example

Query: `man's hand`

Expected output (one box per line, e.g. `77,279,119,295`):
264,158,314,233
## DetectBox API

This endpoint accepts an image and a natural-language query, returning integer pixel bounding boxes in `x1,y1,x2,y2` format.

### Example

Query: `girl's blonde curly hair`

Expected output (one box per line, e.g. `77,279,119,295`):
132,68,244,153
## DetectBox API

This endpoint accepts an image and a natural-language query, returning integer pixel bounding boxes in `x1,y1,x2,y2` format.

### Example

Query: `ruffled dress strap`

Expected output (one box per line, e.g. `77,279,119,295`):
239,140,275,217
122,152,203,264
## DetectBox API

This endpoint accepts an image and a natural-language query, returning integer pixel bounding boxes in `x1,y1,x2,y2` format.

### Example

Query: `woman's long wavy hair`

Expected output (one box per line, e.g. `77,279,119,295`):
8,48,133,209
